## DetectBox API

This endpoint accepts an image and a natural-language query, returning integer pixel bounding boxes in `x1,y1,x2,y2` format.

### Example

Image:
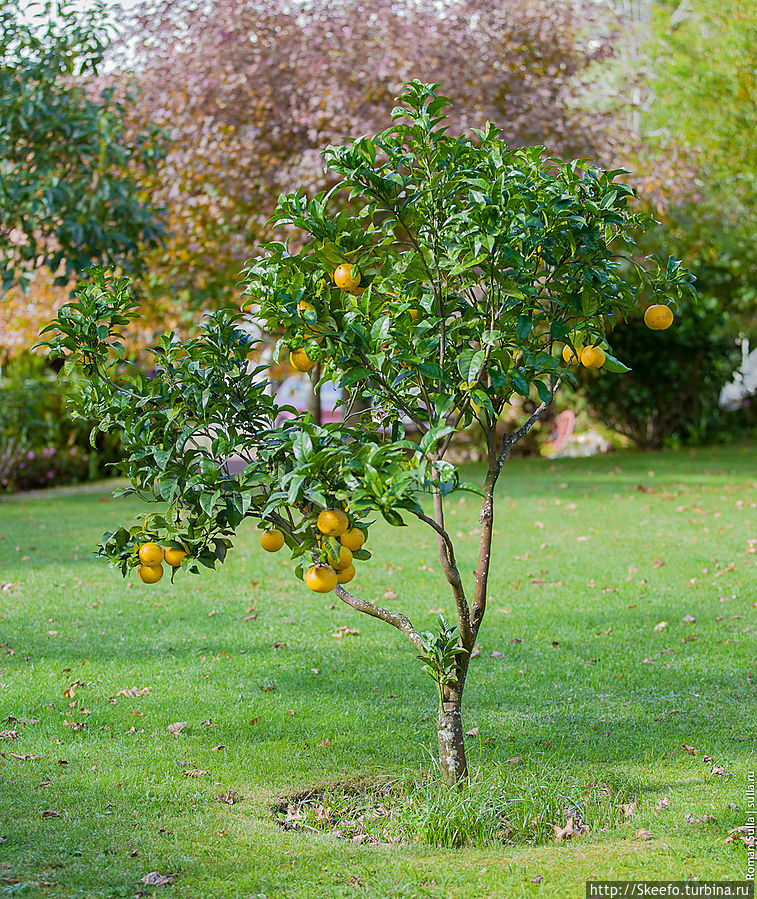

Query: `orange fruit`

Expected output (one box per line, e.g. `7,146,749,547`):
326,544,353,571
260,529,285,552
138,542,164,566
305,564,337,593
317,508,349,537
562,344,582,365
290,348,316,372
138,563,163,584
336,563,356,585
340,528,365,552
644,304,674,330
580,346,606,369
163,546,187,567
333,263,361,292
297,300,316,316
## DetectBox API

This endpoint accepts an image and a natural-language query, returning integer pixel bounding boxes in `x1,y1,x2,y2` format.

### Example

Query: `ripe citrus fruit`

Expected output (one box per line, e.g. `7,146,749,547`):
290,348,316,372
326,544,353,571
644,304,674,330
305,564,337,593
138,542,164,566
163,546,187,567
260,529,285,552
562,344,582,365
333,263,361,292
580,346,606,369
138,563,163,584
297,300,316,316
317,508,349,537
340,528,365,552
336,563,356,585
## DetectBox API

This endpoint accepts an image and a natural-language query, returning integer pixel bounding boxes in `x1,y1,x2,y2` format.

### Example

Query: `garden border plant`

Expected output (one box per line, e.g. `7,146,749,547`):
41,82,694,785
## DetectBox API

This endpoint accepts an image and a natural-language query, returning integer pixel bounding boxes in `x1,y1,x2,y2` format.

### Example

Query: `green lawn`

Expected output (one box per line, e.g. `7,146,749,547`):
0,444,755,898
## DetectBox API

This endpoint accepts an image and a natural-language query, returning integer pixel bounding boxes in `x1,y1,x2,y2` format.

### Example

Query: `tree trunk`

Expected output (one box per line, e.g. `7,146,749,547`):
308,363,322,425
437,687,468,784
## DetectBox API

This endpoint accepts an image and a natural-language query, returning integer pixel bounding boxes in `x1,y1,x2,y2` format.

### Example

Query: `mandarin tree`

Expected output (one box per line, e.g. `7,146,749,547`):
42,84,694,784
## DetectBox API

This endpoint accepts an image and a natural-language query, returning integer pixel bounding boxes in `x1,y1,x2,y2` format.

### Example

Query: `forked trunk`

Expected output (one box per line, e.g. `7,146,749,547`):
437,689,468,785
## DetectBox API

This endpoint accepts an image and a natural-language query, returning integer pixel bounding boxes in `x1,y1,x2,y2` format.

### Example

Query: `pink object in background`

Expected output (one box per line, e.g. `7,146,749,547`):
548,410,576,454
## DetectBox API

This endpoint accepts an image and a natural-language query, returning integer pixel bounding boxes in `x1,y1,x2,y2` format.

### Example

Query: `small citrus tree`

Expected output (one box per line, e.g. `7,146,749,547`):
42,83,694,784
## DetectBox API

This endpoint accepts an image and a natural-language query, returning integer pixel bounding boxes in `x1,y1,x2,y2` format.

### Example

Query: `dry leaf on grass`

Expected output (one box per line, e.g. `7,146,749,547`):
316,737,332,748
217,790,240,804
140,872,178,887
654,621,668,631
182,768,206,777
682,614,696,623
331,626,359,639
470,644,482,658
531,875,544,884
41,810,63,818
654,797,671,813
710,764,734,777
681,744,700,755
0,730,18,740
110,687,150,703
620,802,637,819
210,744,225,752
635,829,655,840
684,812,715,824
64,680,85,700
553,816,588,842
465,727,479,738
9,752,41,761
167,722,187,735
260,683,276,692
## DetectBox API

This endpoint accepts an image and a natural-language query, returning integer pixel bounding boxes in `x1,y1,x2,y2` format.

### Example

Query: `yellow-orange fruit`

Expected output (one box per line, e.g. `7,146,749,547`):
138,542,164,566
163,546,187,567
260,529,285,552
317,508,349,537
333,263,361,291
644,304,674,330
340,528,365,552
305,564,337,593
336,564,356,584
138,563,163,584
580,346,606,369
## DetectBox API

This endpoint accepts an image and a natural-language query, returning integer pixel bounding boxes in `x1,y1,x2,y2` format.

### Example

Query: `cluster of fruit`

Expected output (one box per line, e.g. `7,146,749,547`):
562,303,674,370
289,264,362,373
260,507,366,593
136,542,187,583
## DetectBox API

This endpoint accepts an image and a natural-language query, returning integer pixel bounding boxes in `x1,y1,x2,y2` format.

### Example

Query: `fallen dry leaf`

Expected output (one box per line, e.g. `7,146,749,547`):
635,829,655,841
684,812,715,824
140,872,178,887
64,680,85,700
383,588,397,600
506,756,523,765
654,797,671,813
652,559,666,568
316,737,332,748
9,752,41,761
182,768,206,777
710,764,734,777
682,614,696,623
681,744,700,755
210,744,225,752
260,683,276,692
491,650,505,658
654,621,668,631
110,686,150,703
0,730,18,740
167,722,188,735
470,643,482,658
331,626,359,639
531,875,544,884
465,727,479,738
553,816,588,842
620,802,637,819
41,810,63,818
217,790,240,805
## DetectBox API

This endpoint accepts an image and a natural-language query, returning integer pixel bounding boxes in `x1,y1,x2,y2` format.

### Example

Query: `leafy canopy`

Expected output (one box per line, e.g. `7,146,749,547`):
0,1,164,291
41,82,694,582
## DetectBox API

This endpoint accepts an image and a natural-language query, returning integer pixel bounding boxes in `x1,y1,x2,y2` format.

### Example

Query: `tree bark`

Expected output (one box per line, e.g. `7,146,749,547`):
437,687,467,784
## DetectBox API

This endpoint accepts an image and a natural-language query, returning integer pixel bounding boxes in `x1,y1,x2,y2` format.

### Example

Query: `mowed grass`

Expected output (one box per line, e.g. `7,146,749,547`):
0,444,755,898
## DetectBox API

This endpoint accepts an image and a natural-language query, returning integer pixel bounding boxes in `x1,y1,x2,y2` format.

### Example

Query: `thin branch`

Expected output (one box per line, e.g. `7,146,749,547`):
411,504,472,649
334,584,424,651
496,380,561,472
